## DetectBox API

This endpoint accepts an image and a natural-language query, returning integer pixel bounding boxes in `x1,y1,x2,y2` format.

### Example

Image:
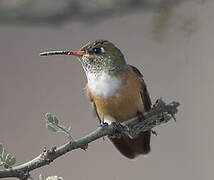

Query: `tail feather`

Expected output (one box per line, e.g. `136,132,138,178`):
109,131,151,159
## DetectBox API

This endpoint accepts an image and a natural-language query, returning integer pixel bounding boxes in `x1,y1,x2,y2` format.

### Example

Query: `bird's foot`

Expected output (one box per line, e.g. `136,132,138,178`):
99,121,109,128
151,129,158,136
108,122,130,139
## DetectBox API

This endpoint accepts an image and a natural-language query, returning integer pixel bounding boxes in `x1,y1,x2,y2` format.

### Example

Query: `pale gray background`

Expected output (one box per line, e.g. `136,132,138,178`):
0,1,213,180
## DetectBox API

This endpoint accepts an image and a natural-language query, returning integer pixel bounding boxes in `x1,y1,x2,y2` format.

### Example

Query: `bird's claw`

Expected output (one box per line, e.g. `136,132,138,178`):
151,129,158,136
100,122,109,128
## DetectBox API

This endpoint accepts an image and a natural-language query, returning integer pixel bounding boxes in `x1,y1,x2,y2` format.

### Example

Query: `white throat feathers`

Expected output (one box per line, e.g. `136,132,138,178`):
86,72,122,99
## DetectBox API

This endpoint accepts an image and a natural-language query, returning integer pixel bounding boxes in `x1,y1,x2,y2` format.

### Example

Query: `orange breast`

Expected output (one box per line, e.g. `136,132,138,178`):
87,68,144,122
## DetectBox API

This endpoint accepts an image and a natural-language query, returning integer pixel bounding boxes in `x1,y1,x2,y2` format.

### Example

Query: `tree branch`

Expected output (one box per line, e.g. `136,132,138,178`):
0,99,179,180
0,0,190,25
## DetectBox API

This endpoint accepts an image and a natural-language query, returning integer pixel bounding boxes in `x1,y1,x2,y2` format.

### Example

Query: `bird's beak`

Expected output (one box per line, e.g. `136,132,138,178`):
39,50,86,57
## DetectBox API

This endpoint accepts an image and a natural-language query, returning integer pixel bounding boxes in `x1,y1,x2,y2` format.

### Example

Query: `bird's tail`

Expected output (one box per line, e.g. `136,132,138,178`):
109,130,151,159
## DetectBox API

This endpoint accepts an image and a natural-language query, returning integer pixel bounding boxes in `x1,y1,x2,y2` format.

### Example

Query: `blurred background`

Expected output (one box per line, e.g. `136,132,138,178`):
0,0,213,179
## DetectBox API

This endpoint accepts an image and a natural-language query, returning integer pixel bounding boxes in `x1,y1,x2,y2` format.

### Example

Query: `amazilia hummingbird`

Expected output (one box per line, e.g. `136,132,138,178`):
40,40,151,159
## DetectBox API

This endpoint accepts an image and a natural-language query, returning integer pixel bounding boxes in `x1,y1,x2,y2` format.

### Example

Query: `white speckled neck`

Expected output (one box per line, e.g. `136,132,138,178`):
86,71,121,99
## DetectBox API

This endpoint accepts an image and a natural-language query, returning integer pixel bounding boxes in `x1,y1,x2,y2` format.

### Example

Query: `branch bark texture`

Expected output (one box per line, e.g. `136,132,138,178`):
0,99,179,180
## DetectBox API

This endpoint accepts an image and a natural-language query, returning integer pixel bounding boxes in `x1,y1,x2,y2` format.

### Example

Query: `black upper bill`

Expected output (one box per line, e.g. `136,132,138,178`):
39,50,70,56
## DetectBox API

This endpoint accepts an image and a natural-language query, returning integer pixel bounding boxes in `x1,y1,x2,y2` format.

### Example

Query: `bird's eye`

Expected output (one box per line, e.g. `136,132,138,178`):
92,47,105,54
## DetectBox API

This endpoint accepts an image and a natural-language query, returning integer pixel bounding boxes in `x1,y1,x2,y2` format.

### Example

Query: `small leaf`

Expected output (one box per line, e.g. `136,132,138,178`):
5,154,16,166
52,116,59,125
46,124,58,132
39,175,44,180
5,153,11,162
44,113,73,140
1,148,6,161
0,144,16,168
46,176,63,180
8,157,16,166
45,113,54,123
0,144,3,155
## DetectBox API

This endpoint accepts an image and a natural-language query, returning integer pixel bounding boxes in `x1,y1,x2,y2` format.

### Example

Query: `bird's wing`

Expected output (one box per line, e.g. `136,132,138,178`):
129,65,152,111
110,65,152,158
86,87,102,123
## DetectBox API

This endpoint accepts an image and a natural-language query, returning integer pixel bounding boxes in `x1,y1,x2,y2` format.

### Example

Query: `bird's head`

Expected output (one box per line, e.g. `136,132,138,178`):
79,40,127,73
40,40,127,74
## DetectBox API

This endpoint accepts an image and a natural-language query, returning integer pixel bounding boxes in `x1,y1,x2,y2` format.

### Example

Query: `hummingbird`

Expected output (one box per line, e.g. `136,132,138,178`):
40,40,151,159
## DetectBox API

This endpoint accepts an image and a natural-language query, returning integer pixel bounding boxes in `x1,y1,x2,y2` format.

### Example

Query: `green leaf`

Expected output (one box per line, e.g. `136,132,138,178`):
39,174,45,180
10,157,16,166
0,144,16,168
1,148,6,161
0,144,3,155
46,124,58,132
46,176,63,180
5,154,16,166
45,113,54,123
52,116,59,125
44,113,73,140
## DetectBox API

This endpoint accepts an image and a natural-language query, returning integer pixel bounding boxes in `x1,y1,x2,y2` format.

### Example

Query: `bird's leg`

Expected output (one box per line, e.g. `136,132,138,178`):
137,111,157,136
99,114,108,127
137,111,144,122
99,115,108,141
108,121,131,139
108,122,123,139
